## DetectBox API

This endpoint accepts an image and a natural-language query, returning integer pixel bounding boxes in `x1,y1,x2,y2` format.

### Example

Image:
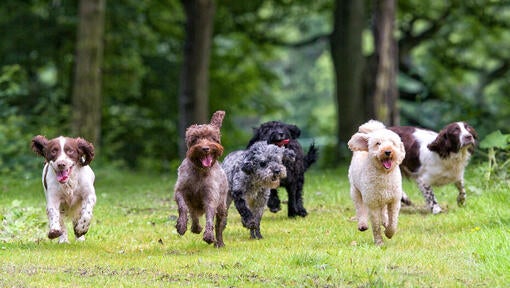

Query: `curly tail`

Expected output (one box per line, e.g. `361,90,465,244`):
304,142,319,171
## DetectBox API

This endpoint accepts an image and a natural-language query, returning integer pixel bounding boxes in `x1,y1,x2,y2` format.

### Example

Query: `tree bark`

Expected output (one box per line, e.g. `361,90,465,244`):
178,0,216,158
372,0,398,125
330,0,365,157
72,0,105,145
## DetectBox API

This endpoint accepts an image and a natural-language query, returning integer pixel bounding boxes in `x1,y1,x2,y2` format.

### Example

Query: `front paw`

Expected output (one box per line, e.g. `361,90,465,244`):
457,193,466,206
176,217,187,235
242,217,257,229
48,229,63,239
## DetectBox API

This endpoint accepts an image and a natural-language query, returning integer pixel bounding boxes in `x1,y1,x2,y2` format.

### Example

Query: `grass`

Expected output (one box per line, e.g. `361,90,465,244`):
1,165,509,287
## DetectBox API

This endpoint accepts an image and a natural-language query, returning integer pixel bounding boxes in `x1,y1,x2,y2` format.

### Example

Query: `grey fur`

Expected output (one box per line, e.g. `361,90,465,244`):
222,141,295,239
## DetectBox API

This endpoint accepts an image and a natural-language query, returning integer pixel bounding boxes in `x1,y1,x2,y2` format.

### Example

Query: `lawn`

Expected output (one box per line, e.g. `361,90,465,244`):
1,165,509,287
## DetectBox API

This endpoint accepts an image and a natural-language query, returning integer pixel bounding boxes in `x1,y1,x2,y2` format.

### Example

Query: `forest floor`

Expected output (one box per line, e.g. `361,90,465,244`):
1,165,508,287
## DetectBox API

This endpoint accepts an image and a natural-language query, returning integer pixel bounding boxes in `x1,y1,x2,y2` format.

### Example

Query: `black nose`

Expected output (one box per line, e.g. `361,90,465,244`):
273,168,281,175
202,147,210,152
384,151,391,156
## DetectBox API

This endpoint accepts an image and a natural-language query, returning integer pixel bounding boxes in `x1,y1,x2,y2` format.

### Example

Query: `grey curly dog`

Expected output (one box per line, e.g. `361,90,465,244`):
222,141,295,239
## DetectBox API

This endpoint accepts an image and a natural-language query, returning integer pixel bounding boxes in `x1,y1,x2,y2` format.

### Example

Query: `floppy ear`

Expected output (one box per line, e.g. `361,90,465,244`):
397,140,406,164
241,160,255,175
31,135,49,158
286,124,301,139
76,138,95,166
347,133,369,152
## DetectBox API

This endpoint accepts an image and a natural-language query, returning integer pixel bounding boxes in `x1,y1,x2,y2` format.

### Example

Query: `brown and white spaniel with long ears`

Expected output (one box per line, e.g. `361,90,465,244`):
31,135,96,243
388,122,478,214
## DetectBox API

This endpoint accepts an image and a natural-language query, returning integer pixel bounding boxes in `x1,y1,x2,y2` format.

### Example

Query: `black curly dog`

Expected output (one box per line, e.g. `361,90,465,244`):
247,121,318,217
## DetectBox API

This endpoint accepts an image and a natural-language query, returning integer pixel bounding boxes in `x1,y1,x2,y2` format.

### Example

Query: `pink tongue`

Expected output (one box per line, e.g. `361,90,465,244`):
382,159,392,169
276,139,290,147
57,170,69,182
201,155,213,167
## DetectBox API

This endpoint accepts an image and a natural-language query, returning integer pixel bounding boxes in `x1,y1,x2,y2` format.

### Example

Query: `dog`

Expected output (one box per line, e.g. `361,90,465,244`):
348,120,406,245
388,122,478,214
31,135,96,243
173,110,229,247
247,121,318,217
222,141,295,239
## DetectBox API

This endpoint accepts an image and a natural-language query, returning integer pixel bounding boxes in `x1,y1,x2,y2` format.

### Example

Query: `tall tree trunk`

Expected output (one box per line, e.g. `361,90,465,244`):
330,0,365,158
372,0,399,125
178,0,215,158
72,0,105,145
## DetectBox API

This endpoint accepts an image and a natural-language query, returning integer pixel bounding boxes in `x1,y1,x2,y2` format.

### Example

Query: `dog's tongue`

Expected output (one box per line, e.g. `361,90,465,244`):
201,155,213,168
56,169,69,183
276,139,290,147
382,159,392,170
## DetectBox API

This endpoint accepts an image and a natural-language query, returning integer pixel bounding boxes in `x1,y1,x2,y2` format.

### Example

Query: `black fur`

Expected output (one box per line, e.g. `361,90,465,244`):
247,121,318,217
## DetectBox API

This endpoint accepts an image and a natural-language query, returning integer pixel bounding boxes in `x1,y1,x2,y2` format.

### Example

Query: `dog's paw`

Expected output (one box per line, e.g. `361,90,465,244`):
203,230,215,244
250,229,263,240
176,221,187,235
48,229,63,239
457,193,466,206
432,204,442,214
296,207,308,217
242,218,257,229
358,224,369,232
191,223,203,234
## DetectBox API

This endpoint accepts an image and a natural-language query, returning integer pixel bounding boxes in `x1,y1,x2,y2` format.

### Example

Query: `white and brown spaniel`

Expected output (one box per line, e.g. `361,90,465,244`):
31,135,96,243
388,122,478,214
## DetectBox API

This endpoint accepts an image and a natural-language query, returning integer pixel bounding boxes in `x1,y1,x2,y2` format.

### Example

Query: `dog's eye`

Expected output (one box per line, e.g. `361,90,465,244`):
66,149,74,155
376,142,381,146
51,148,58,155
260,161,267,168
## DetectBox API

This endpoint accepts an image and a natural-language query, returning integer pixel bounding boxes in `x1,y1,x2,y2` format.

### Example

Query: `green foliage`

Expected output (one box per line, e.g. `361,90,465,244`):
0,200,46,243
479,130,510,186
0,166,508,286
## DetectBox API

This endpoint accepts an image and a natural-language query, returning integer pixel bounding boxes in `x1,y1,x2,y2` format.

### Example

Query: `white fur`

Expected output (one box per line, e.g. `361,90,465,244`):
347,120,405,245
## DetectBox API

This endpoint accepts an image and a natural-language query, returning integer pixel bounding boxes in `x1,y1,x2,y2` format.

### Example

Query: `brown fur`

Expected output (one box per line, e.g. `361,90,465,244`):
173,111,229,247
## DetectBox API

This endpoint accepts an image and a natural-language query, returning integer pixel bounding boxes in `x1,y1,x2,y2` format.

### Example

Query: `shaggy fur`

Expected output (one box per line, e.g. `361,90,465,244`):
388,122,478,214
348,120,405,245
247,121,318,217
173,111,229,247
31,135,96,243
222,142,295,239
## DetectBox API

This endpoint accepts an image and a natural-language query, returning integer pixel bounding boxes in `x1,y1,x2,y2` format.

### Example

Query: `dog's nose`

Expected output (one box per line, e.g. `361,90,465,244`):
202,146,210,153
57,163,67,170
463,135,473,143
273,168,281,175
384,151,392,156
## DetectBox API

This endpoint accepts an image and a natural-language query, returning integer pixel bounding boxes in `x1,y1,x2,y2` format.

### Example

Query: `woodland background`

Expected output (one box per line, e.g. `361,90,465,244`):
1,0,510,174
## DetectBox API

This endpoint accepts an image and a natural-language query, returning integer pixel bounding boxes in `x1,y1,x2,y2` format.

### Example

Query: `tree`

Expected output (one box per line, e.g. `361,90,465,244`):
370,0,398,125
178,0,216,157
330,0,366,156
71,0,106,145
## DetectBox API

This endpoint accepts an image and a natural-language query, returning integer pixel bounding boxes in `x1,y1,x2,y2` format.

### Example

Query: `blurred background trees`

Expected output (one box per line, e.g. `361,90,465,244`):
1,0,509,174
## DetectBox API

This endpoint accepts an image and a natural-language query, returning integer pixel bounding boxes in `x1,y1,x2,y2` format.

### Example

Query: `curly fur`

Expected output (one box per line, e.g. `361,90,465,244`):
347,120,405,246
222,141,295,239
247,121,318,217
173,111,229,247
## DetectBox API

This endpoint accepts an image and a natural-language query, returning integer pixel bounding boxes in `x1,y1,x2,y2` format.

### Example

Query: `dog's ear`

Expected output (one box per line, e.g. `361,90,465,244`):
210,110,225,129
286,124,301,139
241,158,255,175
31,135,49,158
397,140,406,164
347,133,369,152
76,138,95,166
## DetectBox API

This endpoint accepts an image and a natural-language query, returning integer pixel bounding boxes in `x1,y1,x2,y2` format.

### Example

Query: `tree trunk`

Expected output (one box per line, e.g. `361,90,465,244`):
72,0,105,145
372,0,399,125
330,0,365,158
178,0,216,158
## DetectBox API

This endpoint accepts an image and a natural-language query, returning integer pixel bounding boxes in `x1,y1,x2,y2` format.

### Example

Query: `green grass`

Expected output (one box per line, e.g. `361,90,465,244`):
1,165,509,287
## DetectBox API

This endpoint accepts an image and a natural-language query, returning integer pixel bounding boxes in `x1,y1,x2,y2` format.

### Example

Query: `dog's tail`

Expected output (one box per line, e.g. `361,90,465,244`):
304,142,319,171
358,119,386,134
